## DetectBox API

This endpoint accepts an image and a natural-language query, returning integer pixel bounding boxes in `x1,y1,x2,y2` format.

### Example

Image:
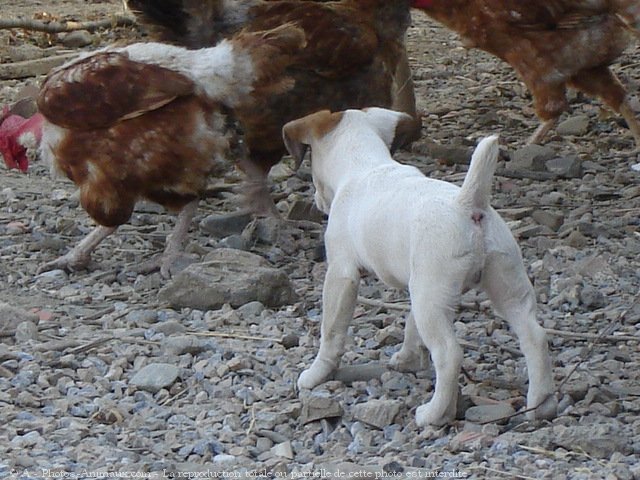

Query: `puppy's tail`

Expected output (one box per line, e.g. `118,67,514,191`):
456,135,500,214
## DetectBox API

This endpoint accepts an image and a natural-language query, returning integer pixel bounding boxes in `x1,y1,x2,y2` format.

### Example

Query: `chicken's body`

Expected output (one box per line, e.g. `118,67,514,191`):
129,0,420,194
413,0,640,145
37,26,305,276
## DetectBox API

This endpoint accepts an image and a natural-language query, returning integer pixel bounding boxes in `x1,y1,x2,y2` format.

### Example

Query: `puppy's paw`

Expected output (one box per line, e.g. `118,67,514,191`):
297,360,336,390
390,346,430,373
415,401,456,427
526,392,558,421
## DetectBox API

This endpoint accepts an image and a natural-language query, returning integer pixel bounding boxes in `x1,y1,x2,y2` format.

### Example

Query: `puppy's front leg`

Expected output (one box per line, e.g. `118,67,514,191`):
298,263,359,389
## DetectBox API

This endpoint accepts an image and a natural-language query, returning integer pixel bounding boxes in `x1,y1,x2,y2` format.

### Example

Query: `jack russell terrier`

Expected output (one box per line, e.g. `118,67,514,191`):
283,107,557,427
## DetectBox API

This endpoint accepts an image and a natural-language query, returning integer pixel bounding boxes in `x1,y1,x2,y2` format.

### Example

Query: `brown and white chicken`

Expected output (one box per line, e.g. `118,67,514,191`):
412,0,640,146
128,0,422,208
37,25,305,277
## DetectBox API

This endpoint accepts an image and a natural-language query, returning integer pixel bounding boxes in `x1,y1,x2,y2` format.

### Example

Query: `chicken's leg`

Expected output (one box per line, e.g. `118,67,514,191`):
37,225,117,274
527,119,558,145
618,101,640,149
135,200,199,278
569,66,640,149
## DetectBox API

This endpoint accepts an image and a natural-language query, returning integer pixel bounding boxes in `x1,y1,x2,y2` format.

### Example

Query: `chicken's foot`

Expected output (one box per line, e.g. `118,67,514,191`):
37,225,117,274
527,119,558,145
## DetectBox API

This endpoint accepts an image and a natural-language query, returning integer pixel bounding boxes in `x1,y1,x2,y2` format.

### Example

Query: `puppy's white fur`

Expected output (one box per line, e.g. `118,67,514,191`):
283,107,557,427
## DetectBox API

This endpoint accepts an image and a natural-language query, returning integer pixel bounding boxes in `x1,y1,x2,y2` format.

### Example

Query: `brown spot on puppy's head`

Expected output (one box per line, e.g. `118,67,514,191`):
282,110,344,169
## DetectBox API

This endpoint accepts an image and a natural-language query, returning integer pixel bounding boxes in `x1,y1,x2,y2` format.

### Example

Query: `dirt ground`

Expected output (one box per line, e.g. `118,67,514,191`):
1,1,639,478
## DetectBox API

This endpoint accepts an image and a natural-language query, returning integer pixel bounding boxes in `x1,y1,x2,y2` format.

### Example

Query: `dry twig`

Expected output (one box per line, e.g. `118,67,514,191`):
0,15,135,33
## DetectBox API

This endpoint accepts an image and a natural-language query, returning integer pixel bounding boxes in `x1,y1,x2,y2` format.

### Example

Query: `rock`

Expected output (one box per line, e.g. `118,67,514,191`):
511,144,555,171
271,441,294,459
564,229,588,248
0,344,18,362
153,320,188,336
498,207,534,220
14,320,38,342
334,363,386,384
579,285,605,309
352,399,401,429
554,425,633,459
0,302,39,333
199,212,253,238
374,325,403,346
129,363,181,393
217,234,251,251
61,30,94,48
423,142,473,166
280,334,299,349
556,115,590,136
465,404,515,424
162,335,209,356
287,199,325,223
158,249,297,310
449,429,494,452
545,155,583,178
299,395,343,424
532,210,564,231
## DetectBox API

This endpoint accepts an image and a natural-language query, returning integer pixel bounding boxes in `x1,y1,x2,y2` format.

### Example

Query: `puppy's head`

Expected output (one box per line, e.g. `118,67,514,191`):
283,107,417,213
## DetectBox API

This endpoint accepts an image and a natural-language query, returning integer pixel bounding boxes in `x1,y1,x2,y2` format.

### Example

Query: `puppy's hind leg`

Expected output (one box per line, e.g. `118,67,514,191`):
298,263,360,389
410,279,463,427
390,311,431,373
481,243,557,421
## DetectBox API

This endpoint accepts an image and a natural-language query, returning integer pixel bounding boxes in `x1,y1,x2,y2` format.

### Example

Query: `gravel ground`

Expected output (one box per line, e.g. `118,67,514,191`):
1,2,639,479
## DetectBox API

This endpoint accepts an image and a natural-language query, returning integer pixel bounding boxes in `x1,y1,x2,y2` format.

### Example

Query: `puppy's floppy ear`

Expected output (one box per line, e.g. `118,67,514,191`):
391,112,421,153
282,110,339,169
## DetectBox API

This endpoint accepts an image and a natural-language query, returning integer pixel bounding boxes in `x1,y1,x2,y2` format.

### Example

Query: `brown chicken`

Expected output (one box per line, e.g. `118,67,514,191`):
412,0,640,146
128,0,422,208
37,25,305,277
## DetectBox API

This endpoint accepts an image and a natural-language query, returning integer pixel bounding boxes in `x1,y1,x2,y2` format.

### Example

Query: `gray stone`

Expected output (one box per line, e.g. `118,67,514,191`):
564,229,588,248
334,363,386,384
158,249,297,310
352,399,401,429
0,302,39,333
217,234,250,251
545,155,583,178
287,199,325,223
270,441,294,459
422,142,473,166
0,344,18,362
511,144,555,171
532,210,564,231
61,30,93,48
556,115,590,136
153,320,187,336
129,363,181,393
465,404,515,424
162,335,209,356
14,320,38,342
199,212,253,238
374,325,403,346
579,285,605,309
554,425,632,458
299,395,343,424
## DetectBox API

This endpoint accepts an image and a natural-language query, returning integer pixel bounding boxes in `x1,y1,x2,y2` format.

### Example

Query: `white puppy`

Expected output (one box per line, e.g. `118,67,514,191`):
283,107,557,427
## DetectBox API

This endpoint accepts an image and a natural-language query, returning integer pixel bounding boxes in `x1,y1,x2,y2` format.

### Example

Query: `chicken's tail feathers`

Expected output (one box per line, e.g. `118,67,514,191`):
456,135,500,213
232,24,307,97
